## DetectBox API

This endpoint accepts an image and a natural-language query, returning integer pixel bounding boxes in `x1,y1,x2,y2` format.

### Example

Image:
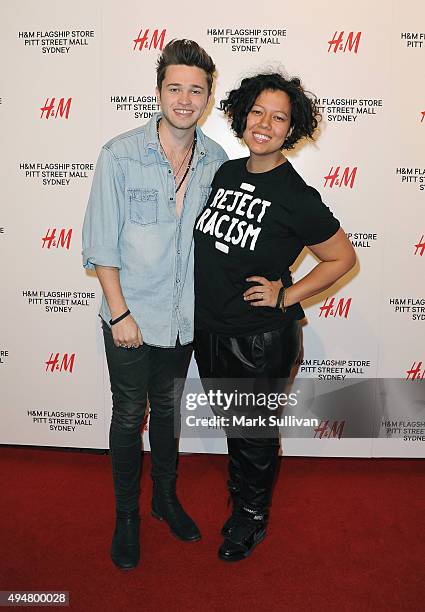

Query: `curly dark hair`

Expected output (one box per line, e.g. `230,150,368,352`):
156,39,216,95
220,72,321,150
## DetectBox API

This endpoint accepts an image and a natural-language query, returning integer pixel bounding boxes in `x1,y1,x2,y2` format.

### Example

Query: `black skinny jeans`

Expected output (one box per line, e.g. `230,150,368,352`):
102,320,192,513
194,321,301,514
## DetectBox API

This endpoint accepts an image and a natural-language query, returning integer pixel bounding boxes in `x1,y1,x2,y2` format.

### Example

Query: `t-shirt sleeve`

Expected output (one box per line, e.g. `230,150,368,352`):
287,186,340,246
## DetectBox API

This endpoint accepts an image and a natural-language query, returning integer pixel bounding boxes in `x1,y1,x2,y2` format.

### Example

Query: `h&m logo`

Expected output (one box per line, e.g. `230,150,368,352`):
328,31,361,54
40,98,72,119
314,420,345,439
406,361,425,381
42,228,73,250
133,28,166,51
414,235,425,256
324,166,357,189
45,353,75,373
319,297,352,319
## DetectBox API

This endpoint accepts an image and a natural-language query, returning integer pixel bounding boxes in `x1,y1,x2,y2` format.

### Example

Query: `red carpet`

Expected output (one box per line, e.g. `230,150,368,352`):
0,447,424,612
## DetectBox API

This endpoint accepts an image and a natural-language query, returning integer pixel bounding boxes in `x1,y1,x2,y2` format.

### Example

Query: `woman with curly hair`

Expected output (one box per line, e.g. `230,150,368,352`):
193,72,356,561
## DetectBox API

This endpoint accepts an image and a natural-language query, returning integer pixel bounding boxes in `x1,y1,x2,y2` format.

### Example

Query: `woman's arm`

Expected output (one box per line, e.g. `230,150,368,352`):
283,228,356,306
244,228,356,307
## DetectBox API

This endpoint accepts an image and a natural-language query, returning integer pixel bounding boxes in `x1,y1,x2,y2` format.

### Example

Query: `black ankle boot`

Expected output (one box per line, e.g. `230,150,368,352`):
221,480,241,537
218,506,267,562
111,509,140,570
151,479,201,542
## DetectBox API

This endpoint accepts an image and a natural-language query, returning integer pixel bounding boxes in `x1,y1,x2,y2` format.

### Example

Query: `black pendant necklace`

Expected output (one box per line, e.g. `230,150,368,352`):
157,119,197,193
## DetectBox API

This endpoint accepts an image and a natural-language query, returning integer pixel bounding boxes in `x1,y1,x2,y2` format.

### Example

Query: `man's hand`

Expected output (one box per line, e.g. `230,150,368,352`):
111,315,143,348
94,266,143,348
243,276,283,308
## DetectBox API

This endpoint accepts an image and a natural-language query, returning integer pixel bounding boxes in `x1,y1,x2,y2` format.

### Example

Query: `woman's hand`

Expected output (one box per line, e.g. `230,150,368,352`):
243,277,283,308
243,229,356,310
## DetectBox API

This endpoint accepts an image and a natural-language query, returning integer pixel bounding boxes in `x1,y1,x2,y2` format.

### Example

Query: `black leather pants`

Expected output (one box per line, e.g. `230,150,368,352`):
102,320,192,513
194,321,301,513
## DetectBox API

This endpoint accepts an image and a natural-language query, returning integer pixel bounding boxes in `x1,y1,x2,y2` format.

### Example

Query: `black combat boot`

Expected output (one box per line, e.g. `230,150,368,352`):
110,509,140,570
221,480,241,537
222,437,243,537
218,505,268,562
151,479,201,542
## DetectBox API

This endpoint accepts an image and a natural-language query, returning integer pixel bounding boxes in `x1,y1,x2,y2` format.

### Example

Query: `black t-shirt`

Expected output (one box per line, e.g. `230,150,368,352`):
194,157,340,336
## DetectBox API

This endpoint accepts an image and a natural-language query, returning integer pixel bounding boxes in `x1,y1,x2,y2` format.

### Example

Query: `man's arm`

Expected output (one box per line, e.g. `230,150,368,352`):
82,146,142,348
95,265,142,348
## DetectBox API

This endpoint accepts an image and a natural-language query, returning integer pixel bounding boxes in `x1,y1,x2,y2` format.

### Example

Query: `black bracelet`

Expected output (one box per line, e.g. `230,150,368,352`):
275,286,285,309
281,288,287,314
109,309,131,326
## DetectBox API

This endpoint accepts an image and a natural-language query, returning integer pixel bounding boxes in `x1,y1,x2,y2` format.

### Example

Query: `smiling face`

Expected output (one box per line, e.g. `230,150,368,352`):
242,89,292,160
156,64,210,132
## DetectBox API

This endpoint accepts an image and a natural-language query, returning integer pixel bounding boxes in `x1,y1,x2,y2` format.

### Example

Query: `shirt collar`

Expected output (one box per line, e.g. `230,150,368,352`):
144,112,207,158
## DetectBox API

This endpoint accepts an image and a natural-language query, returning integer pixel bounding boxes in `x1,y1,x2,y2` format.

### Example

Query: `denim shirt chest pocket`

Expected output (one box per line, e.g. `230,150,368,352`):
128,187,158,225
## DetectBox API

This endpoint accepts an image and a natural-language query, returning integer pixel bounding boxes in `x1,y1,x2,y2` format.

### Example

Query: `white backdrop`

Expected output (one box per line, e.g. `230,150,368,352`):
1,0,424,457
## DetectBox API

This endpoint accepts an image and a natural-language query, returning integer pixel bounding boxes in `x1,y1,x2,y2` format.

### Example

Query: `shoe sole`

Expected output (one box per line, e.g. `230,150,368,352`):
218,528,267,562
111,559,139,571
111,551,139,570
151,511,201,542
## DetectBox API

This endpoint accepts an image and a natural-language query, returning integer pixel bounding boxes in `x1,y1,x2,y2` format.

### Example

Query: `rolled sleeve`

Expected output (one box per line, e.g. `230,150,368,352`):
82,146,125,269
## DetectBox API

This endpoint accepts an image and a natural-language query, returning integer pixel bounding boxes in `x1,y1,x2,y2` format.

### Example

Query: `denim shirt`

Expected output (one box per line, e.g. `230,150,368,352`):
82,112,228,347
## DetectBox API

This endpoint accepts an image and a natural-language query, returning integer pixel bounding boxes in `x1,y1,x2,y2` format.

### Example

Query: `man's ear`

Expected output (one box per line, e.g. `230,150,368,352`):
155,86,161,101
